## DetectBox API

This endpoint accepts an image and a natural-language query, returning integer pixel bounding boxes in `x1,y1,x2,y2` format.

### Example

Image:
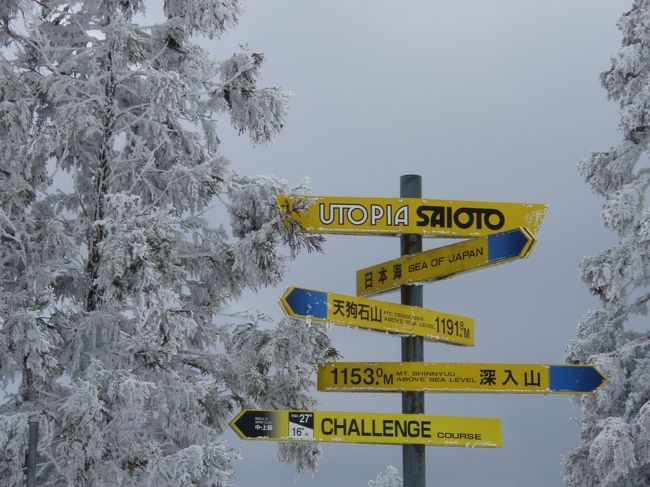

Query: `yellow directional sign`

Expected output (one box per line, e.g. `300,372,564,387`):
275,195,547,237
318,362,608,394
279,286,474,346
356,228,535,296
230,409,501,448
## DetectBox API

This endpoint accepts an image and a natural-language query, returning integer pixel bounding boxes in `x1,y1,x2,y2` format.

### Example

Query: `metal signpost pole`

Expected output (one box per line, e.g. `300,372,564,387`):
400,175,425,487
26,415,39,487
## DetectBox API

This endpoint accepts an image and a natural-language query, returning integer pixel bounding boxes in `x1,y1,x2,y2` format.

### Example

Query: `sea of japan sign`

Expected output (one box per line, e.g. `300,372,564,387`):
317,363,608,394
356,227,536,296
279,286,474,346
275,195,547,237
230,409,502,447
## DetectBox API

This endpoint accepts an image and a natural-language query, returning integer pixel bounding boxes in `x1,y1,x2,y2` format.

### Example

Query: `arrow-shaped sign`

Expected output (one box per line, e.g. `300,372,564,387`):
356,227,536,296
275,195,547,238
317,362,608,394
230,409,501,448
279,286,474,346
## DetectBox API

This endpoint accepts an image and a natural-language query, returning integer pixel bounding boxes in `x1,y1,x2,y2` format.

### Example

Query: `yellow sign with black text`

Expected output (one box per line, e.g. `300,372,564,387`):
279,286,474,346
230,409,502,447
318,362,607,394
356,228,535,296
275,195,547,237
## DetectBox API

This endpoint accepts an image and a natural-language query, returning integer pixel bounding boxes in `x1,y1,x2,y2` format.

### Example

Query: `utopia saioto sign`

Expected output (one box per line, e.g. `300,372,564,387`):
275,195,547,237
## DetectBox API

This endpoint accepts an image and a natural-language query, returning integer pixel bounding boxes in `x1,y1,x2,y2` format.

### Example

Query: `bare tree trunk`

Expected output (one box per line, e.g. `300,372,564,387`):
85,36,115,312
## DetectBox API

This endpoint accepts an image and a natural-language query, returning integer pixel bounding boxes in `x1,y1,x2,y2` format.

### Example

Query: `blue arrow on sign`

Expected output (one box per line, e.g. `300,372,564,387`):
487,228,535,261
282,287,328,320
549,365,607,393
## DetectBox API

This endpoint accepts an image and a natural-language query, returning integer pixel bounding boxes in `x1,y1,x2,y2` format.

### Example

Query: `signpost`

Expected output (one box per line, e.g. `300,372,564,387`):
279,286,475,346
227,180,600,487
400,175,425,487
356,227,536,297
318,362,608,394
230,409,502,448
275,195,547,237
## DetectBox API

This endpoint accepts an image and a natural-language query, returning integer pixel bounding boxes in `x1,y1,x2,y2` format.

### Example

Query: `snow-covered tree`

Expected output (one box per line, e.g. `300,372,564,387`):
368,465,402,487
0,1,333,485
563,2,650,486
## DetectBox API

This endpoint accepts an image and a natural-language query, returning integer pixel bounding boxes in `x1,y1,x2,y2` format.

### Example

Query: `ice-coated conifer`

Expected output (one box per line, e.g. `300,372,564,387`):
0,1,332,485
368,465,402,487
563,2,650,485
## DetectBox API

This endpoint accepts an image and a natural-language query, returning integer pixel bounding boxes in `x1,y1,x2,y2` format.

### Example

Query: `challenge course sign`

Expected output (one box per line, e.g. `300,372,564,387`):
230,409,502,448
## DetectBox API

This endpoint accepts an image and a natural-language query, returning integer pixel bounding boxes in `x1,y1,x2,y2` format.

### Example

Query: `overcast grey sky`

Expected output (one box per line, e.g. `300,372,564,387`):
205,1,630,485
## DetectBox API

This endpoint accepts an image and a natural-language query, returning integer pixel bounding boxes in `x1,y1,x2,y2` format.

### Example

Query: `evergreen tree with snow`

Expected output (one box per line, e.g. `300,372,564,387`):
563,2,650,485
368,465,402,487
0,1,332,485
